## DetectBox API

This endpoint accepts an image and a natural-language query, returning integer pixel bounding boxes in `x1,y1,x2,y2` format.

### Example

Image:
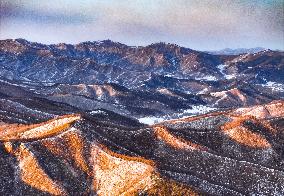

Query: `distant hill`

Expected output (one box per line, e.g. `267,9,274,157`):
206,47,266,55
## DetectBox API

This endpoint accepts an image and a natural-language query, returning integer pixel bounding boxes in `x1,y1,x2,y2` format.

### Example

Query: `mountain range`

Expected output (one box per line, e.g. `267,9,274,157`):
0,39,283,120
206,47,267,55
0,39,283,195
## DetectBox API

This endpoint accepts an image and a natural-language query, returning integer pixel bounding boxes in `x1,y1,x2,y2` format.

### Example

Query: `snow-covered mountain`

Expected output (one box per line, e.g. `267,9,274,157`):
0,39,284,195
0,39,283,119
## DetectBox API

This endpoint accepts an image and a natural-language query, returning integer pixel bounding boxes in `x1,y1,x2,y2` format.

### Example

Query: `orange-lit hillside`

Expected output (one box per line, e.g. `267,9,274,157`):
0,114,81,142
0,100,283,195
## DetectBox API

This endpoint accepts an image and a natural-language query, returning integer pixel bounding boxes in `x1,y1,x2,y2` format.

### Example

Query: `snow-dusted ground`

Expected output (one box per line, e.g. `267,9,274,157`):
261,81,284,92
138,117,165,125
217,64,236,79
217,64,226,74
90,110,108,115
197,87,209,95
195,75,218,81
232,53,250,62
138,105,218,125
182,105,218,115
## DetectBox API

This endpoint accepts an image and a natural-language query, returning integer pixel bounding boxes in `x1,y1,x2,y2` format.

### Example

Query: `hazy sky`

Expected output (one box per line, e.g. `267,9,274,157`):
0,0,283,50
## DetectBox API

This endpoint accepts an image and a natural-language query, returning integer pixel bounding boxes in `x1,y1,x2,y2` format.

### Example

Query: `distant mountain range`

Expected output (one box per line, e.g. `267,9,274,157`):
206,47,266,55
0,39,283,119
0,39,283,195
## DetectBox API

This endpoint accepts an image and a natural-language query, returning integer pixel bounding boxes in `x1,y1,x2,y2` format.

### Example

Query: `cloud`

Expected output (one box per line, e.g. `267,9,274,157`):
0,0,93,25
0,0,283,50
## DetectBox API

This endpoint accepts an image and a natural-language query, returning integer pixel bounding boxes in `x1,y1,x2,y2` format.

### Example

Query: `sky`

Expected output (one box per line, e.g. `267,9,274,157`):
0,0,283,50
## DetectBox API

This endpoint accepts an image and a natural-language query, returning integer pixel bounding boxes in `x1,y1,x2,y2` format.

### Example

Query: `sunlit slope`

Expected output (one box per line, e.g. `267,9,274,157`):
0,114,197,195
0,114,80,142
0,100,283,195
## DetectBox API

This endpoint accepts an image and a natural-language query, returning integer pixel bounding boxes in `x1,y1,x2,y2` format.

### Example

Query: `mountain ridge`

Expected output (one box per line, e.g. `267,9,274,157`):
0,38,284,195
0,100,283,195
0,38,283,120
206,47,267,55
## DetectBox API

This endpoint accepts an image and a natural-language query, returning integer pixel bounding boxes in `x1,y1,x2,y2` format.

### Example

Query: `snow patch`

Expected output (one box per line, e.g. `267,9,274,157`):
182,105,218,115
138,117,165,125
138,105,218,125
217,64,236,79
197,88,209,95
261,81,284,92
164,74,185,80
217,64,226,74
195,75,217,81
90,110,107,115
224,74,236,79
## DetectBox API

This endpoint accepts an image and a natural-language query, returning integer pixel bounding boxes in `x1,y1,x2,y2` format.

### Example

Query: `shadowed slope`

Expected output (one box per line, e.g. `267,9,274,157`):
0,100,283,195
0,113,197,195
